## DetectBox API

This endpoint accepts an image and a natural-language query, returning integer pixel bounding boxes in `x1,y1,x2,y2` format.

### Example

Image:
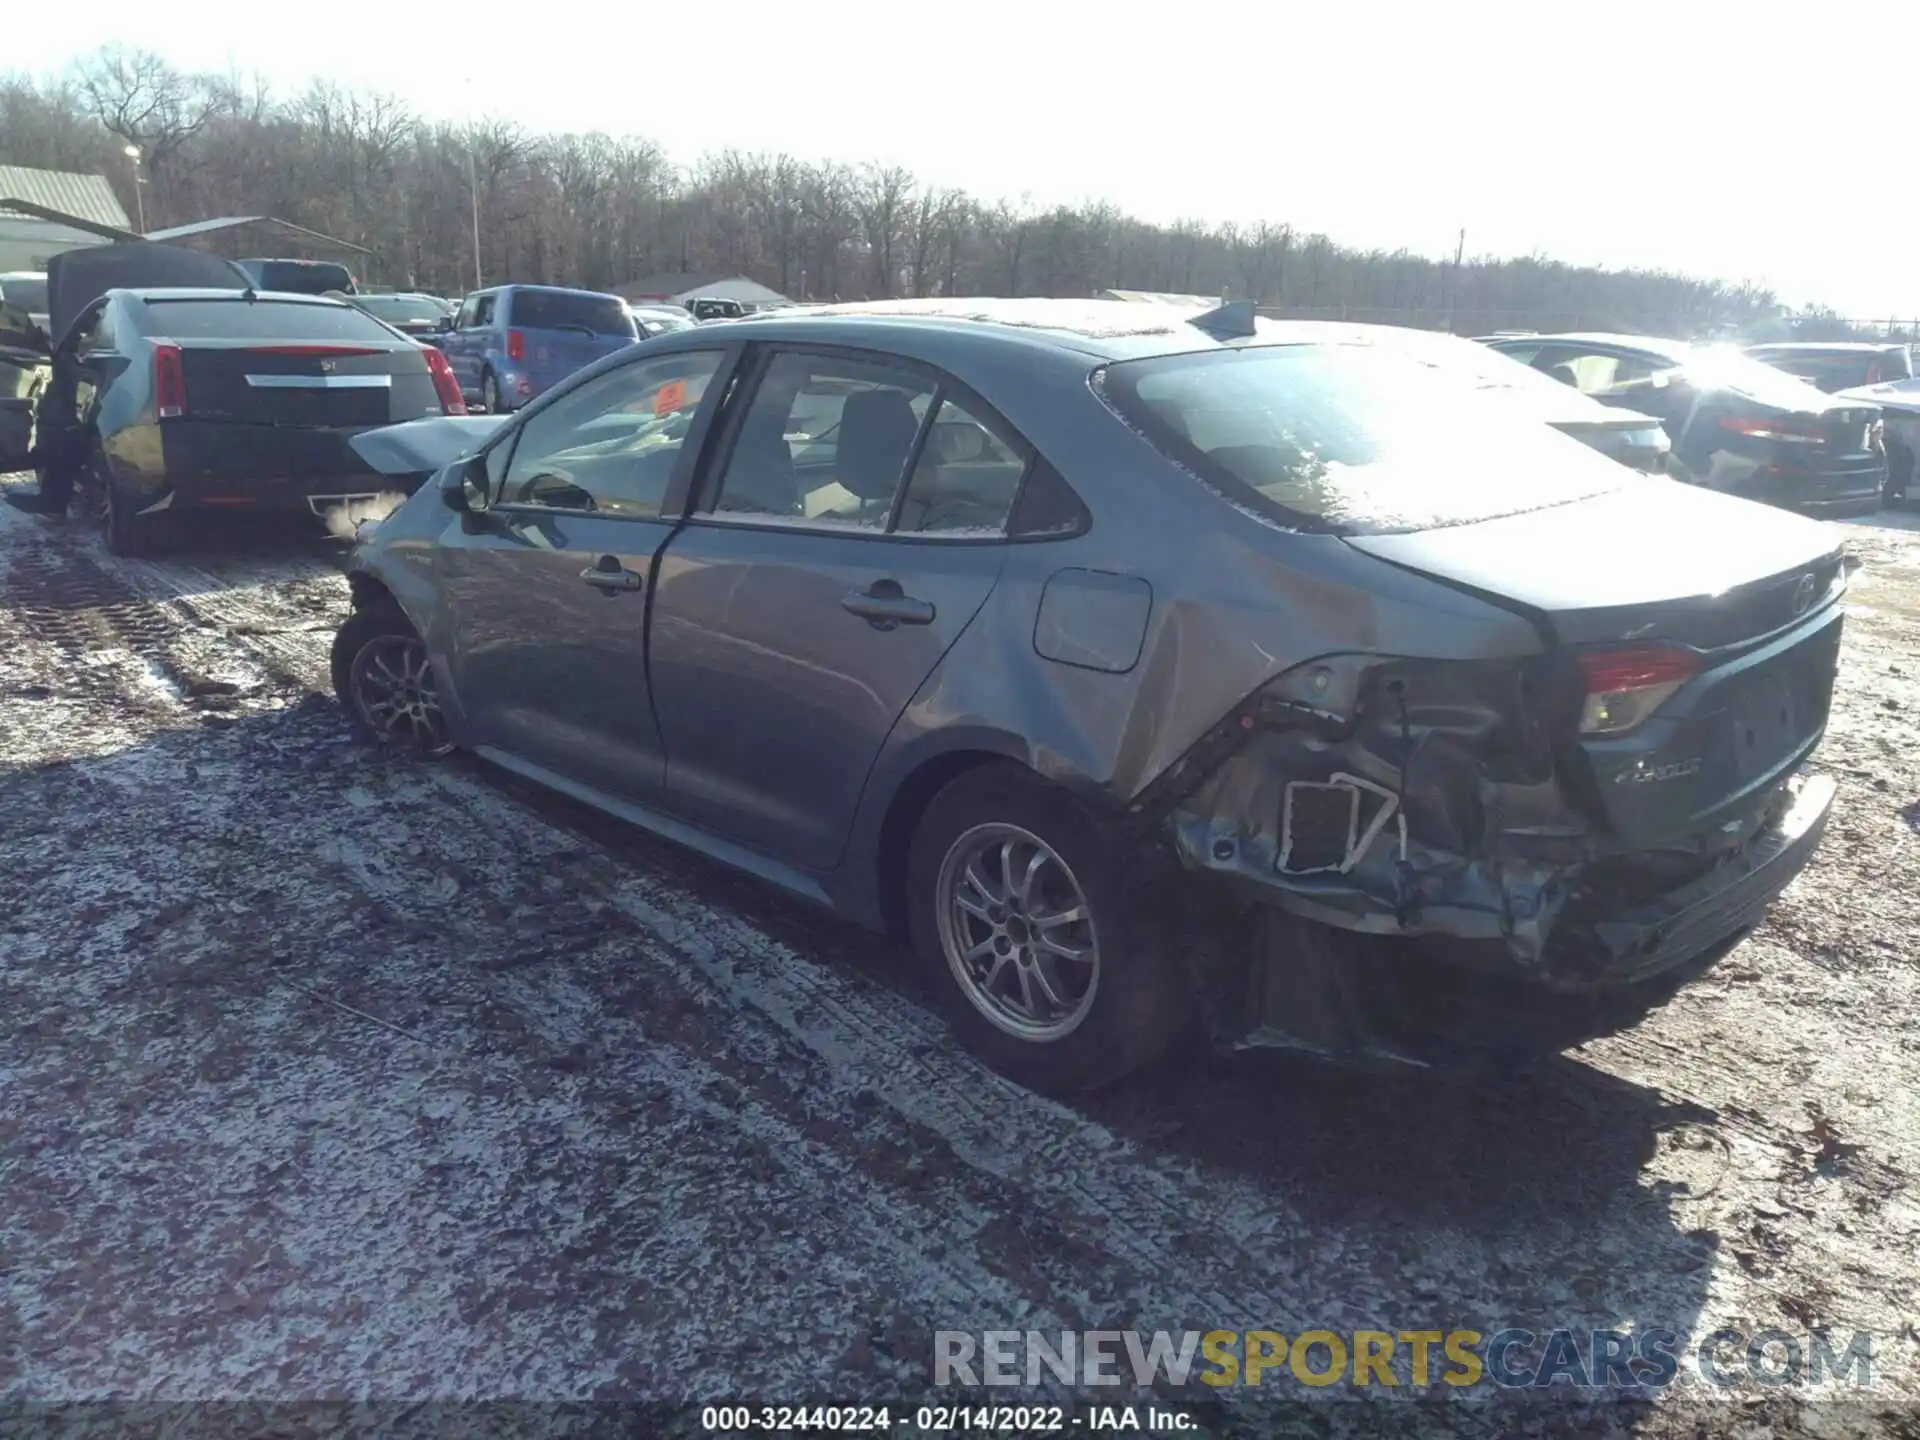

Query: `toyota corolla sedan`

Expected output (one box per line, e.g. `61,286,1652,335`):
332,299,1845,1093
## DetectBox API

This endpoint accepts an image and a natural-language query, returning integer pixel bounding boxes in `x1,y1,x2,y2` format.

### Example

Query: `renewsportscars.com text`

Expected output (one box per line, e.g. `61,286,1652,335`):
934,1328,1875,1391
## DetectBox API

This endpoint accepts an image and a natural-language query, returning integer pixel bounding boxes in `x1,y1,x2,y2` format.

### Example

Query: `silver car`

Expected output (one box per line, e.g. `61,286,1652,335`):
332,298,1845,1092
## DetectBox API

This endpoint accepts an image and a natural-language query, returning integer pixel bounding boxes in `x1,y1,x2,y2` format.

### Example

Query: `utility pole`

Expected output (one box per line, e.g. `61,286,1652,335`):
1445,227,1466,332
462,76,483,291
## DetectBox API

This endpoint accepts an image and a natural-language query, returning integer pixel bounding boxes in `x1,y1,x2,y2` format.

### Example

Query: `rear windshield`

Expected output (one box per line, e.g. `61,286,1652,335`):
1747,349,1912,394
357,294,448,324
137,297,397,341
508,289,636,337
246,260,356,295
1095,344,1627,536
1,277,48,312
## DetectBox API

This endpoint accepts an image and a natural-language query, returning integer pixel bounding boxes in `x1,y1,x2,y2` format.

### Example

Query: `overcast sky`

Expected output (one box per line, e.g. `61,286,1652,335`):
13,0,1916,318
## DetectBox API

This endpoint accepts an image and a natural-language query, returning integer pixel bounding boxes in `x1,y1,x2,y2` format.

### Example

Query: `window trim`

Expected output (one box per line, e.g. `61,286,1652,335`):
485,342,739,523
685,341,1047,545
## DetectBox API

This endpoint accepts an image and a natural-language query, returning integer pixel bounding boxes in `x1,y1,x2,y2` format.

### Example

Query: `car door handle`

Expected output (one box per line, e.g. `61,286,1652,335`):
580,560,644,593
842,582,935,627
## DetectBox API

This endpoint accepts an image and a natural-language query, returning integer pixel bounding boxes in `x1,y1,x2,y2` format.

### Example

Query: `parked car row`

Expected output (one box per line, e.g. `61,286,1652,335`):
322,296,1848,1093
1480,332,1891,516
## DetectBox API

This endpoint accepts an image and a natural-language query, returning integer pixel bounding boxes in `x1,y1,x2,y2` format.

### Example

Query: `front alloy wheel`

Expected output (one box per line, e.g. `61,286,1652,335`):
936,822,1101,1042
348,628,452,756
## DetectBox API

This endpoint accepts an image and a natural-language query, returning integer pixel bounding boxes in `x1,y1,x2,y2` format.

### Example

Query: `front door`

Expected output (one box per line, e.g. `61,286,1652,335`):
435,346,731,800
444,292,493,400
649,347,1029,871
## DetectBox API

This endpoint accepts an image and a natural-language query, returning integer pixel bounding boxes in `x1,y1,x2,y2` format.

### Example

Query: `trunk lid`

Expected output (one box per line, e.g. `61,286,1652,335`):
1345,482,1846,846
176,342,443,428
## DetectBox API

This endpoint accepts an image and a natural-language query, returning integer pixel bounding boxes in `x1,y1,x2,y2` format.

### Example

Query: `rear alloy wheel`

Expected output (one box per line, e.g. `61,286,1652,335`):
907,762,1189,1093
481,371,502,415
332,607,454,758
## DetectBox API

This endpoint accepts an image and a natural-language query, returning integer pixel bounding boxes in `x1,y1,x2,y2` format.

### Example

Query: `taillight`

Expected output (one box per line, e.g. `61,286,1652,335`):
1717,414,1825,445
1576,646,1700,735
424,348,466,415
506,328,525,362
153,343,186,418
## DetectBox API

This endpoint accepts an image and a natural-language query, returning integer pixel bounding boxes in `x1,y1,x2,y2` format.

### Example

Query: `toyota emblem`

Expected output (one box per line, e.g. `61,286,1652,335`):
1791,572,1817,616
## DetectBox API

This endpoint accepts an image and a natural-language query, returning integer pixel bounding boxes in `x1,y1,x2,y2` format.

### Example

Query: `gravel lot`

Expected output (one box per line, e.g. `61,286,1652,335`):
2,486,1917,1437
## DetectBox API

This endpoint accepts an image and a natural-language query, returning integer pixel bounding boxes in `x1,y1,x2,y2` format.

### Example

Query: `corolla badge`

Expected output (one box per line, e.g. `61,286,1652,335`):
1615,757,1704,786
1792,572,1817,615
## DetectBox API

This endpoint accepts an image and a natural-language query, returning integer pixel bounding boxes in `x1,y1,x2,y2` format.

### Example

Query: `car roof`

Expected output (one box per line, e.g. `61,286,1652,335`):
730,297,1495,365
1745,341,1905,354
500,283,621,297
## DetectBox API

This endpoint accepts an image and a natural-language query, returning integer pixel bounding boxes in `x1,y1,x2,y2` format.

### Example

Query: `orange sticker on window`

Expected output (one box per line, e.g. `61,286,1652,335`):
654,379,688,415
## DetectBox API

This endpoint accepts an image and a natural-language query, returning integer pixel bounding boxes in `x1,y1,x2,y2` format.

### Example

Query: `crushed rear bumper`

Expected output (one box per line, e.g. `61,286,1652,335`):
1584,772,1833,984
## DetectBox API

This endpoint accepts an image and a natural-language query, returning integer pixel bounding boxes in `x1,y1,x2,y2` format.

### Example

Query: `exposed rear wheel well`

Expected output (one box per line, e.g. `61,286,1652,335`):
875,749,1011,940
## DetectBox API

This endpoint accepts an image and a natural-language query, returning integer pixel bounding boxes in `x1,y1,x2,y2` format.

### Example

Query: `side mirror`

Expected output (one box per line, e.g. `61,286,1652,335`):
435,316,454,333
440,456,490,514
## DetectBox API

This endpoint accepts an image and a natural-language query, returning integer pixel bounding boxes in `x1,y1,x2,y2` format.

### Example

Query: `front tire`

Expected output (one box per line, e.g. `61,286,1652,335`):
906,762,1189,1093
331,605,455,757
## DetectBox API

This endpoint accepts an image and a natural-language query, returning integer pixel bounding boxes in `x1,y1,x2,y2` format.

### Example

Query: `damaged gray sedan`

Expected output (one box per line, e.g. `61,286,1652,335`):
332,298,1844,1091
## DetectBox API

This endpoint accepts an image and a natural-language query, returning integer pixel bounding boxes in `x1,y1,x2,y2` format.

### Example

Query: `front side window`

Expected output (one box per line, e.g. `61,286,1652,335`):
498,349,723,516
1096,343,1627,536
705,351,936,529
471,295,496,328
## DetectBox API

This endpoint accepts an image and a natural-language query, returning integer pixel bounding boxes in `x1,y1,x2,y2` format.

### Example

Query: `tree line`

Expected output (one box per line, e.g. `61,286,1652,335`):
0,46,1896,341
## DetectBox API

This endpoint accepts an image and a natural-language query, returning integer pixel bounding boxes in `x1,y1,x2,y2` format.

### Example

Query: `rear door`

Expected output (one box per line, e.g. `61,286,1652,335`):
436,344,734,801
647,345,1021,872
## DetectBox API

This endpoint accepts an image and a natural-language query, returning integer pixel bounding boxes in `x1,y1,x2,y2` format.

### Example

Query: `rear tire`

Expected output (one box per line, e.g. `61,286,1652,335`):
905,762,1190,1093
101,476,170,557
331,604,455,758
481,370,503,415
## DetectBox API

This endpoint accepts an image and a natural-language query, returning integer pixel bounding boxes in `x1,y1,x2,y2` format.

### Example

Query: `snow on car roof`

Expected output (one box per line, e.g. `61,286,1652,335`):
777,297,1201,340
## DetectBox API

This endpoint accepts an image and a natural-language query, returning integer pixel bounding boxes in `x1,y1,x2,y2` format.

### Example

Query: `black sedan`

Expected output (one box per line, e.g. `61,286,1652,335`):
333,291,457,347
0,242,469,555
1484,332,1886,516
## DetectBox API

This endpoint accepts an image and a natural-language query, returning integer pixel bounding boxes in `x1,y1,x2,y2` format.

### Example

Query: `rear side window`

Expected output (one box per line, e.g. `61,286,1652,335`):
896,392,1029,534
1096,344,1627,536
508,289,636,338
135,298,396,342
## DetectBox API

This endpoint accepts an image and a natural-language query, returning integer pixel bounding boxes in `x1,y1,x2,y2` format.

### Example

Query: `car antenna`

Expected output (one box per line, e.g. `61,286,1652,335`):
1188,298,1257,339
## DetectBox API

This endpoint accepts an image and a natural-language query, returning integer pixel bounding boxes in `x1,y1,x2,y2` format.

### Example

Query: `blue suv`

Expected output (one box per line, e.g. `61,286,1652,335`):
441,284,639,412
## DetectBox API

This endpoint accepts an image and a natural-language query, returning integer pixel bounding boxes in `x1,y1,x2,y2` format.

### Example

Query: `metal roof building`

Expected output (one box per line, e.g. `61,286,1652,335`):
616,272,790,308
0,166,134,272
